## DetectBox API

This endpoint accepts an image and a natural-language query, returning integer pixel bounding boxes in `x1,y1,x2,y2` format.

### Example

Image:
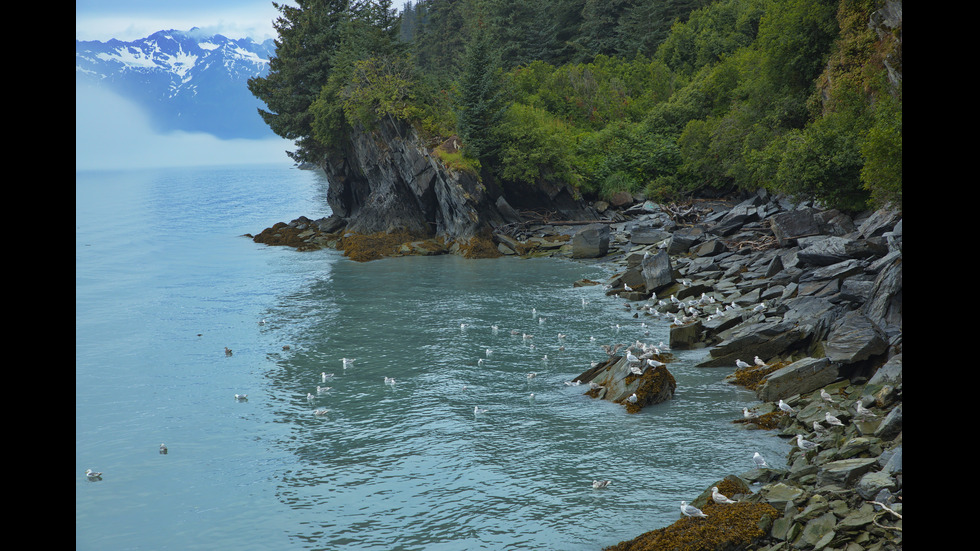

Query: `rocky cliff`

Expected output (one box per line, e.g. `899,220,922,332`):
316,115,598,254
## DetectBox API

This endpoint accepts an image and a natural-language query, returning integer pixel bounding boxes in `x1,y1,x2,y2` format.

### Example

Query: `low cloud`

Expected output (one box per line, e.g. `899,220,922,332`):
76,82,294,171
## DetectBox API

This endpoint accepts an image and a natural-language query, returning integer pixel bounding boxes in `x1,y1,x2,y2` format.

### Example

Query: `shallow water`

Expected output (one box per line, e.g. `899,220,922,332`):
76,164,787,550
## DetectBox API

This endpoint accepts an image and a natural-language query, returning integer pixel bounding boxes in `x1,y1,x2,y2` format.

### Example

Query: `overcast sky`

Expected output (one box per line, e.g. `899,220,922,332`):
75,0,290,42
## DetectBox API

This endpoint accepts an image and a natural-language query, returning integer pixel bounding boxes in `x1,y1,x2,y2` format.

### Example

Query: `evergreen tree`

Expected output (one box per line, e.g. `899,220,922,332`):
454,23,506,162
248,0,351,163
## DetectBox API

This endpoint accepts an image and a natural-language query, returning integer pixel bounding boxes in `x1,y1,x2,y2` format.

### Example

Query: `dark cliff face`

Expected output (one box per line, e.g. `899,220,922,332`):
320,116,505,241
319,116,597,244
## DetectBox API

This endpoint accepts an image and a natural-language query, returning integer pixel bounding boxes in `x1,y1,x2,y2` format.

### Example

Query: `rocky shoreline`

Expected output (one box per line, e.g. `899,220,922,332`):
250,188,902,551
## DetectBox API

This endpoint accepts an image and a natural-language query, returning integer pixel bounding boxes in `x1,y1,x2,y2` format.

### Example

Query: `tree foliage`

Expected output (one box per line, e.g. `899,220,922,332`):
251,0,902,211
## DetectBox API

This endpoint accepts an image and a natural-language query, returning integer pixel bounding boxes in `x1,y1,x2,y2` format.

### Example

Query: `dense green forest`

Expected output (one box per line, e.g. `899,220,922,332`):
249,0,902,211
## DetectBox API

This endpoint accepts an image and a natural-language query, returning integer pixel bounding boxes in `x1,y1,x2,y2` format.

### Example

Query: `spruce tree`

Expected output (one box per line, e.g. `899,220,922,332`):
454,23,505,163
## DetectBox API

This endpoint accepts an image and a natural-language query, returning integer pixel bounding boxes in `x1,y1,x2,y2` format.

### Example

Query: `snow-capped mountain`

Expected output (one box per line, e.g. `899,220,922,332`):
76,28,278,139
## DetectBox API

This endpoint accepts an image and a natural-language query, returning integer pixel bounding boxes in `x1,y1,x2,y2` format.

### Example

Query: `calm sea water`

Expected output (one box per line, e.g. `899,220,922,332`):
76,164,787,551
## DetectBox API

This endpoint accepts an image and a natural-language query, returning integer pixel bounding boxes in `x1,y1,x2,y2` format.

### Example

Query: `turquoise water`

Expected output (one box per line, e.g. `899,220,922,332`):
76,164,786,550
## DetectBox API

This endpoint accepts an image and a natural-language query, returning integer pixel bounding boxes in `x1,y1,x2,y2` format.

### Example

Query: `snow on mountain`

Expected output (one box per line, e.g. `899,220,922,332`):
76,29,278,140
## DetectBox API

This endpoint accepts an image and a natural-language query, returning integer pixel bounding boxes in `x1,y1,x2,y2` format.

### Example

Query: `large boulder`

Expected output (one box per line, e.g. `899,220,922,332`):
824,310,888,364
571,224,610,258
641,249,674,293
756,357,838,402
697,320,805,368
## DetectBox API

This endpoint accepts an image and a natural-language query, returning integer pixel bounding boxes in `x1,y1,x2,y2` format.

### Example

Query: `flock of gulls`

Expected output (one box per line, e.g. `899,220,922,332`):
84,287,827,527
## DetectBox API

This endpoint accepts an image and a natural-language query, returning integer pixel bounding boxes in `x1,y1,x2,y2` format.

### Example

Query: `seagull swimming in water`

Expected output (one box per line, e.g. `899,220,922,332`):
384,377,395,385
342,358,355,369
592,480,610,489
85,469,103,480
321,372,334,383
159,443,168,454
314,408,329,416
753,452,768,468
680,501,708,518
317,385,332,394
234,394,248,401
473,406,487,415
224,347,233,356
711,487,737,504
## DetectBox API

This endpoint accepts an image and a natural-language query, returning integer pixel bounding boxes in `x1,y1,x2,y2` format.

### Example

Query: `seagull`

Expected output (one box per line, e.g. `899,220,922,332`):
736,359,752,369
742,407,757,420
680,501,708,518
321,372,334,383
825,412,845,427
592,480,610,489
855,401,877,418
314,408,329,416
626,350,640,363
474,406,487,414
527,372,537,379
796,434,819,451
626,393,638,404
486,348,493,357
754,356,767,367
85,469,103,480
307,393,316,403
812,421,827,433
795,434,819,451
647,359,665,368
384,377,396,385
820,389,837,403
224,347,233,356
234,394,248,401
564,380,582,386
159,443,168,454
711,487,737,505
753,452,768,468
778,399,796,415
342,358,355,369
630,365,644,375
317,385,332,394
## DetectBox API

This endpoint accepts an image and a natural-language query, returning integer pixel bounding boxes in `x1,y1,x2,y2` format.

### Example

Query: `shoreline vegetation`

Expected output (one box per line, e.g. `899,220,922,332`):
249,188,902,551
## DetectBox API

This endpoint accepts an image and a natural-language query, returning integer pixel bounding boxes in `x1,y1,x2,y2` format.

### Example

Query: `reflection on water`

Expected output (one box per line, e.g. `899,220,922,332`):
76,165,787,551
259,255,783,550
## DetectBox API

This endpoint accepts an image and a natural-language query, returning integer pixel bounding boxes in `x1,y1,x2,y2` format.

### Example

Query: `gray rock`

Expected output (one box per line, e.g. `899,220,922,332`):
868,353,902,385
874,404,902,440
697,320,804,368
816,458,878,487
571,224,610,258
855,471,898,500
629,225,671,245
641,249,674,293
757,357,838,402
824,310,888,364
771,208,820,246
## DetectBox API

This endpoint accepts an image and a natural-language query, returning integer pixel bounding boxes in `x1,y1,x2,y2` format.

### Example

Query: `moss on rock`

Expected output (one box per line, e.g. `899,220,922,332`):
603,500,781,551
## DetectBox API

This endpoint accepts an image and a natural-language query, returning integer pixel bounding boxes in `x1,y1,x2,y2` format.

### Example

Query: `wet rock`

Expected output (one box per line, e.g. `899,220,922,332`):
641,249,674,293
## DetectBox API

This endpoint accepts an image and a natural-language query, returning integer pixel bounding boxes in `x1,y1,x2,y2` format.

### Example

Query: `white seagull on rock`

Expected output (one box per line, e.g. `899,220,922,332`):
754,356,767,367
626,393,638,404
778,399,796,415
680,501,708,518
736,359,751,369
711,487,737,504
795,434,819,451
820,388,836,403
825,412,845,427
